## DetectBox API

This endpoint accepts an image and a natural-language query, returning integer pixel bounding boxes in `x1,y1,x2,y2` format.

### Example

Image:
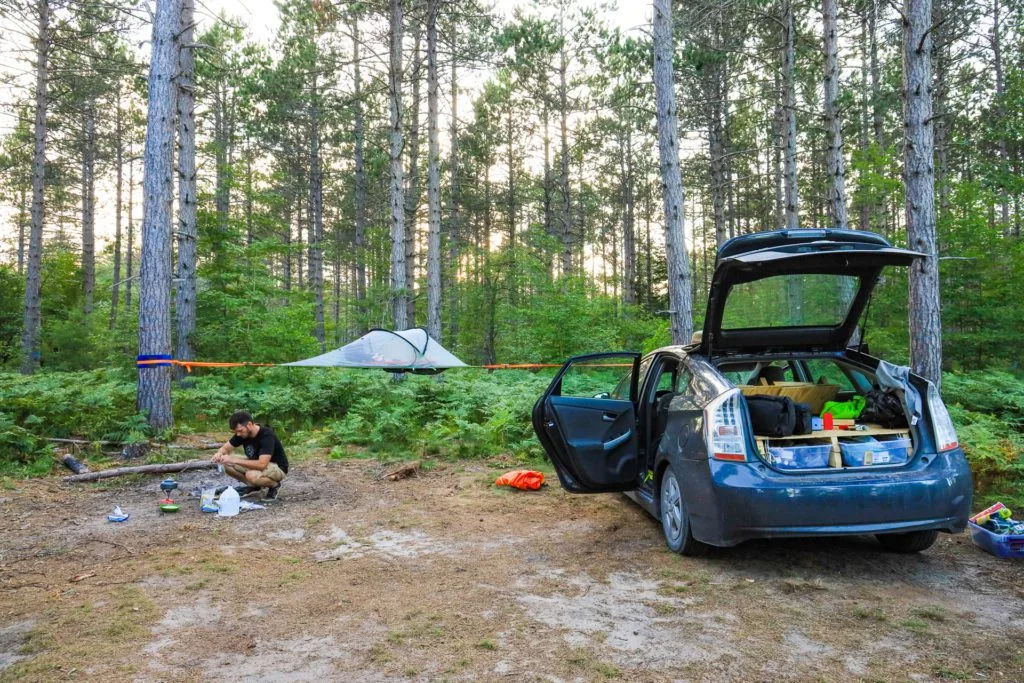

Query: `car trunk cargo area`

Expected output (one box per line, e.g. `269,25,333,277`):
718,357,917,472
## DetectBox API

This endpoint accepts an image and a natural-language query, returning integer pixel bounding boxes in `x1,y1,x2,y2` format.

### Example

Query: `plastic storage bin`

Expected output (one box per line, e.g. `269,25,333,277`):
768,443,831,470
968,522,1024,558
839,437,910,467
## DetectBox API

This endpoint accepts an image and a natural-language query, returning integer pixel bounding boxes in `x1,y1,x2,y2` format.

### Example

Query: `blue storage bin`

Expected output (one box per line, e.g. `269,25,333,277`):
768,443,830,469
968,522,1024,559
839,437,910,467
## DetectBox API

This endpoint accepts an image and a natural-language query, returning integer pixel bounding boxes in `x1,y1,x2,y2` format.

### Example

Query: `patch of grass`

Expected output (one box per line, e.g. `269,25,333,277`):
594,662,621,679
476,638,497,650
852,606,887,622
367,643,391,665
899,617,931,634
913,605,948,622
934,666,969,680
185,579,208,591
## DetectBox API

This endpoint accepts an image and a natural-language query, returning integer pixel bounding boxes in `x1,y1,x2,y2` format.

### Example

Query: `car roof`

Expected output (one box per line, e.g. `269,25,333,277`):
716,228,893,264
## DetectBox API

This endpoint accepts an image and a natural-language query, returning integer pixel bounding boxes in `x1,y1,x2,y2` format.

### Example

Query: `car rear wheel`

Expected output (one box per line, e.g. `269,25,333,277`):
875,529,939,553
659,465,708,557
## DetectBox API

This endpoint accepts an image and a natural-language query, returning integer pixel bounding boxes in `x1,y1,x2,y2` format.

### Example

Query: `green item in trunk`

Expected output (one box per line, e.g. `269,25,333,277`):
820,395,866,419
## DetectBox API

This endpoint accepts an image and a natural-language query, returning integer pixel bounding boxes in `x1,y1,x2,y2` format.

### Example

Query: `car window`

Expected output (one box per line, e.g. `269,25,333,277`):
612,356,652,401
803,358,866,392
558,356,635,399
721,273,859,329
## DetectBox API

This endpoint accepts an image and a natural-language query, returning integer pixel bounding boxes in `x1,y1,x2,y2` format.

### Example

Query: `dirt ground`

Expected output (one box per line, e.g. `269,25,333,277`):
2,451,1024,682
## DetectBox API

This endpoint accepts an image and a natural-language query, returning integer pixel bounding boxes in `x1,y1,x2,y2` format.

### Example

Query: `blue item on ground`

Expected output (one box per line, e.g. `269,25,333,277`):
840,437,911,467
969,521,1024,558
768,443,831,469
107,505,130,523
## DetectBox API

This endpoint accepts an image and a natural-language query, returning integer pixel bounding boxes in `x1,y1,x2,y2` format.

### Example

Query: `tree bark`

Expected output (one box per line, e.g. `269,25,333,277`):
822,0,848,229
175,0,197,380
426,0,442,342
903,0,942,388
21,0,48,375
622,129,636,306
309,68,325,351
405,25,423,325
351,15,367,317
782,0,799,229
653,0,693,345
137,0,179,430
126,144,134,309
82,108,96,316
111,85,123,329
64,458,216,483
17,184,27,276
558,9,573,278
991,0,1009,232
389,0,408,331
445,18,459,345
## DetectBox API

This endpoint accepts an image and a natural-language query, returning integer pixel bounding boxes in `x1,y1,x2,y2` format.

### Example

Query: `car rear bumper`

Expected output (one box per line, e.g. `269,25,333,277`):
680,448,973,547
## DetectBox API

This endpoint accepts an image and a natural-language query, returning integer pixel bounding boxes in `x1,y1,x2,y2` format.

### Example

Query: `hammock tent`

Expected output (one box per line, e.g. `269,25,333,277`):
282,328,468,374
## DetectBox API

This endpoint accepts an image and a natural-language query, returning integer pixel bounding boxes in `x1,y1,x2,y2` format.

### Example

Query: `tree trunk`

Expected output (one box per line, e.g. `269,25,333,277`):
214,82,230,240
126,145,134,309
772,68,784,227
405,25,423,325
309,68,325,351
111,85,123,329
426,0,442,342
558,16,573,278
389,0,408,331
351,15,367,316
858,7,871,231
21,0,48,375
869,0,883,146
709,94,727,247
17,184,27,276
137,0,179,430
932,0,950,219
446,19,459,346
622,129,636,306
903,0,942,388
653,0,694,345
174,0,197,380
782,0,799,229
992,0,1009,233
823,0,848,229
82,109,96,316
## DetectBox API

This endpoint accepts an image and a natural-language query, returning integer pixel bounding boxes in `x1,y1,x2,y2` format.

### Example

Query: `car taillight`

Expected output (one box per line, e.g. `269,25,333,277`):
705,389,748,462
926,381,959,452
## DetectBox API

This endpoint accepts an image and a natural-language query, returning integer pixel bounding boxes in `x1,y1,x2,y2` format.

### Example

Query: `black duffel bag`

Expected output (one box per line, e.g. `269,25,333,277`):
860,389,908,428
793,401,814,435
746,395,797,437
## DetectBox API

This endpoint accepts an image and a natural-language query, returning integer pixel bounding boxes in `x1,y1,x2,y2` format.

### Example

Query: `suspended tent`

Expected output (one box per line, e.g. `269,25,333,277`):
282,328,468,374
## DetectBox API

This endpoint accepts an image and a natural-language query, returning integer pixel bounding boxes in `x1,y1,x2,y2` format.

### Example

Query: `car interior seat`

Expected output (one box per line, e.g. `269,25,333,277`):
757,364,787,385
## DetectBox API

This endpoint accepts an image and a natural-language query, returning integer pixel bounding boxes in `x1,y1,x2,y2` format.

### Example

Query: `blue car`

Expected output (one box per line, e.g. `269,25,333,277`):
532,229,972,555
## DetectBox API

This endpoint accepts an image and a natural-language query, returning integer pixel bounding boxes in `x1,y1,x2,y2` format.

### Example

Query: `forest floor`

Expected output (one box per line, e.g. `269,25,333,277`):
2,444,1024,682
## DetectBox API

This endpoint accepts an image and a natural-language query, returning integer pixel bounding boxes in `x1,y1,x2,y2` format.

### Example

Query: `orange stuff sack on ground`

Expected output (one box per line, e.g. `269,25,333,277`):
494,470,545,490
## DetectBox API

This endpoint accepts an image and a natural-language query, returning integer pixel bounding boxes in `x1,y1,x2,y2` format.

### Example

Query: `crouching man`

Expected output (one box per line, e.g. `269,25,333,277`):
211,411,289,501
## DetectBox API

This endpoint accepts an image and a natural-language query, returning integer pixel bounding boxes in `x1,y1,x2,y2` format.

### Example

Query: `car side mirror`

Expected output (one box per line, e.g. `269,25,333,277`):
593,392,610,399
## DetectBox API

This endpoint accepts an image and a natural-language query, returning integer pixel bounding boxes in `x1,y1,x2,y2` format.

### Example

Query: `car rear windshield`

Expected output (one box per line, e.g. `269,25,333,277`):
721,273,858,329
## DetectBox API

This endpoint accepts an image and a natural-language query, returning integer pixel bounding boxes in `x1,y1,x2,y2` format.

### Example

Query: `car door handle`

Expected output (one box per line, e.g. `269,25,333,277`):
603,429,633,451
602,413,617,422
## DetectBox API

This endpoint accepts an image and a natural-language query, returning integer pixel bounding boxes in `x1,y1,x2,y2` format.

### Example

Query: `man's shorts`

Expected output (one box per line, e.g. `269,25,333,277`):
225,462,286,483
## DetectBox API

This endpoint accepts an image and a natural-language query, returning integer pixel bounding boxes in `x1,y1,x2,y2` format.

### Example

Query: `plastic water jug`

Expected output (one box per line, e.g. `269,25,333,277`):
217,487,240,517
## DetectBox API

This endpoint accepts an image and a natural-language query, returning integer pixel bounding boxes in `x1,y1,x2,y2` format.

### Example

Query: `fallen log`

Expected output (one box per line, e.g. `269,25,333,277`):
60,453,90,475
384,460,420,482
63,458,216,483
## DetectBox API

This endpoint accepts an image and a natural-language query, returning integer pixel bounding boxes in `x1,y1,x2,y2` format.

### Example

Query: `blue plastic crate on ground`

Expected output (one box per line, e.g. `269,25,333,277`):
768,443,831,470
968,522,1024,558
839,436,910,467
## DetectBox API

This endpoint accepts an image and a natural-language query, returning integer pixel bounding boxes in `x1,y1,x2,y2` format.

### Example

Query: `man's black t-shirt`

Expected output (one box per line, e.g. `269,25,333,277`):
229,425,289,473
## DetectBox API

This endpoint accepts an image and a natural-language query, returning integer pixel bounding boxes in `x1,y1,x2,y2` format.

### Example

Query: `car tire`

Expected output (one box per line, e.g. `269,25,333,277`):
875,529,939,553
659,465,708,557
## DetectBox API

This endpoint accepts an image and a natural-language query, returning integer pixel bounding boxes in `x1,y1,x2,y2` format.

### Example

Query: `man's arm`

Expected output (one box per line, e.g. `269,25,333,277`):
211,441,234,463
215,453,271,470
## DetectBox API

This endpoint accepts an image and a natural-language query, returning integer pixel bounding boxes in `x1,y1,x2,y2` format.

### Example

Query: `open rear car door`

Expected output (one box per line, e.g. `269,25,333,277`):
532,353,641,493
698,229,924,356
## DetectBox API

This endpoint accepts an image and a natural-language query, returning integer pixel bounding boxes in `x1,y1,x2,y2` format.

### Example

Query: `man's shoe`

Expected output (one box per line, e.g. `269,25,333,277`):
264,485,280,502
234,485,259,497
